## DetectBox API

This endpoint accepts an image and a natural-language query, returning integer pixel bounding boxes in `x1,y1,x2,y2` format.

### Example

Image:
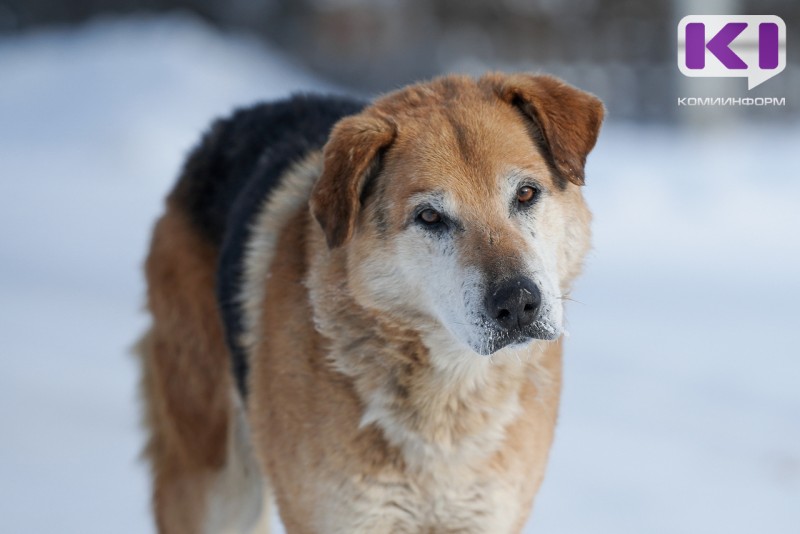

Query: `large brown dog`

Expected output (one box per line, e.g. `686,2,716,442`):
139,73,603,533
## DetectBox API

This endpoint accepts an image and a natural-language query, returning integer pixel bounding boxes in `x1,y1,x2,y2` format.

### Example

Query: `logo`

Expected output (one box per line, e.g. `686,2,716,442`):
678,15,786,89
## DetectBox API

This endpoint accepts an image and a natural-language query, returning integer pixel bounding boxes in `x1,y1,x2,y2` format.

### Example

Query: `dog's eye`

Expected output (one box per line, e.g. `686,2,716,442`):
418,208,442,225
517,186,537,204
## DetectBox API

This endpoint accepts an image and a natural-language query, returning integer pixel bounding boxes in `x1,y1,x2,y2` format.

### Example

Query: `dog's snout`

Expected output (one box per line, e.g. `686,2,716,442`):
487,277,541,330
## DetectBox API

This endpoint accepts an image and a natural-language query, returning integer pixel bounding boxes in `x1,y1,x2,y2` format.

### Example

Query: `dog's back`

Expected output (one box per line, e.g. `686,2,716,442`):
140,95,363,533
171,95,364,395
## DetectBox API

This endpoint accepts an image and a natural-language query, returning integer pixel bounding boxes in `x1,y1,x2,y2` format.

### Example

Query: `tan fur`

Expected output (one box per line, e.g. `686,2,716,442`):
139,207,232,533
141,73,603,533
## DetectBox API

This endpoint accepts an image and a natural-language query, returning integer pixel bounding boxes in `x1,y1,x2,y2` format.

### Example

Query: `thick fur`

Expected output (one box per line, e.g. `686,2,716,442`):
139,73,603,533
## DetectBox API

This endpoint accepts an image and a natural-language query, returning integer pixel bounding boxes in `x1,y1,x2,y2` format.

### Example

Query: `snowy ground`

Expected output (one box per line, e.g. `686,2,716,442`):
1,15,798,534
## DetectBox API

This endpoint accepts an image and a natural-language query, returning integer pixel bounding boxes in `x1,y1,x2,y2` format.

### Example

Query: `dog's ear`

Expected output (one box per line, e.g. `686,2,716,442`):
310,114,396,249
481,73,604,186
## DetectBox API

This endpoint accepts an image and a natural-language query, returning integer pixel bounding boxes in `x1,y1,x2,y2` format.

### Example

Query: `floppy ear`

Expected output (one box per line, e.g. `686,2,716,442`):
481,73,604,186
309,114,396,249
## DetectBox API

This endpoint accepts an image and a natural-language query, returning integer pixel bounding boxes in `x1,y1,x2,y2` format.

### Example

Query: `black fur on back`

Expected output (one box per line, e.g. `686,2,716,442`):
170,94,367,399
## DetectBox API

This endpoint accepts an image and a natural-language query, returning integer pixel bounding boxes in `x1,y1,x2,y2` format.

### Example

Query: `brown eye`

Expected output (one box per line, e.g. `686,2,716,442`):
419,208,442,224
517,186,536,204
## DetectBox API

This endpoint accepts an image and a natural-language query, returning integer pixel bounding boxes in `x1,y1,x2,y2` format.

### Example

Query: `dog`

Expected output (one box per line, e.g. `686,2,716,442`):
139,72,603,533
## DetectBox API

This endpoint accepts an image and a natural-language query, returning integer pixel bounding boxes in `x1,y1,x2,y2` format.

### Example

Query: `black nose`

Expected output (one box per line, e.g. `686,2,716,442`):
487,277,541,330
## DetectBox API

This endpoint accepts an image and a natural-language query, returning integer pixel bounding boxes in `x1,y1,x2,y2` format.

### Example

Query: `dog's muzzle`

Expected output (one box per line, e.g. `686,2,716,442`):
472,276,557,354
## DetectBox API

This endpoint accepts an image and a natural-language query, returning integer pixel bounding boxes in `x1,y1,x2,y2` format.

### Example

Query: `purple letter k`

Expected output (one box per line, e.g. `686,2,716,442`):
686,22,748,70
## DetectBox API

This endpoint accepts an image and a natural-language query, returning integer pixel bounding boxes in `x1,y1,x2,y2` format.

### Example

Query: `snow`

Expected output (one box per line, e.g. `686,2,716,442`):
1,14,797,534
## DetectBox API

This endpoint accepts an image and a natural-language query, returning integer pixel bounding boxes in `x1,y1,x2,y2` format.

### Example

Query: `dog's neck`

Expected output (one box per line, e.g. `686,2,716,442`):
307,247,557,472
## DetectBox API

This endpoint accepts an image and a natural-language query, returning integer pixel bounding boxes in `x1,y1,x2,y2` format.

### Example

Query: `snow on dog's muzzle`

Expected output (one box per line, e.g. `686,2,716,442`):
468,276,559,355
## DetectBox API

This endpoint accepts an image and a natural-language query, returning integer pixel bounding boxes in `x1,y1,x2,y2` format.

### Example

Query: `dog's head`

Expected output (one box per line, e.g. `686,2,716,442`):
310,73,603,355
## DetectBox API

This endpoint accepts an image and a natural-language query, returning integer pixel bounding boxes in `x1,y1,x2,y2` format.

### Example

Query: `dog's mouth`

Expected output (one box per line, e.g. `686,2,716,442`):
470,321,561,356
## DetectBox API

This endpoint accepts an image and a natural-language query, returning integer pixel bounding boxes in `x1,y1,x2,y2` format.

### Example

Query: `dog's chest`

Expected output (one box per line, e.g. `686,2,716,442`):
315,468,522,534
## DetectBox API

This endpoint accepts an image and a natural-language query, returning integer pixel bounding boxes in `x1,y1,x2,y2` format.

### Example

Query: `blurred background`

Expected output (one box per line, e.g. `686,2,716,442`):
0,1,798,533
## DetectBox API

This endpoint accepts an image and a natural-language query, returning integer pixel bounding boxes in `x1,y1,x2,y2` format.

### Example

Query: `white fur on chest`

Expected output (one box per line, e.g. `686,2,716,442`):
331,332,539,534
359,332,525,472
313,470,522,534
